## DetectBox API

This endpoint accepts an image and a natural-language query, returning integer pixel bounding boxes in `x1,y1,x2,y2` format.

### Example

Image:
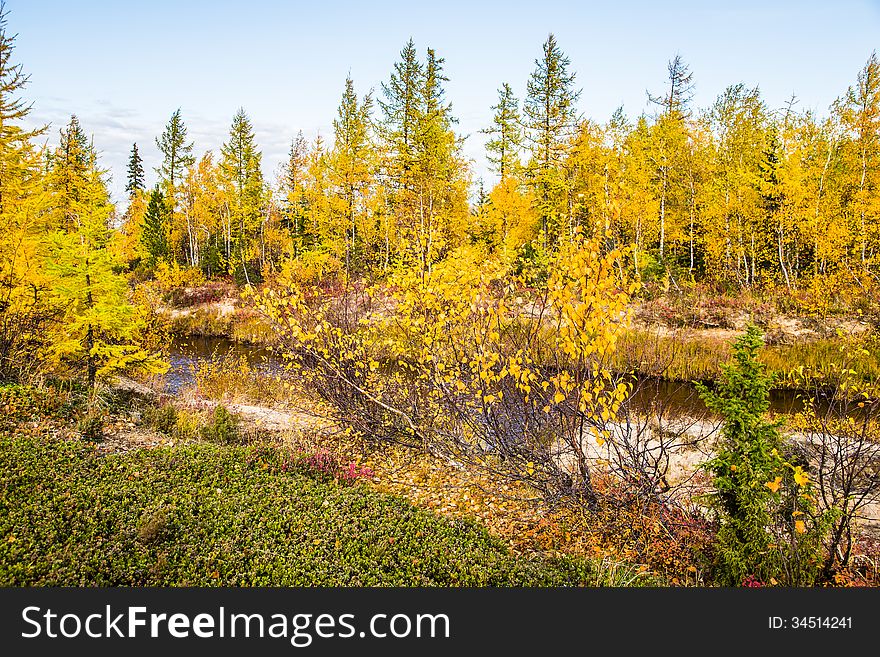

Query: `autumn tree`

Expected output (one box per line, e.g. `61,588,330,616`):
482,83,522,181
619,115,660,274
220,108,264,283
835,51,880,270
647,55,695,264
47,117,164,385
380,42,468,274
0,1,50,378
702,84,769,287
329,76,375,277
523,33,580,245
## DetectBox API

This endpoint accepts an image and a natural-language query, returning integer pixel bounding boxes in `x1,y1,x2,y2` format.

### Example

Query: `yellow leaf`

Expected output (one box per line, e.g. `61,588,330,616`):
553,390,565,404
765,477,782,493
795,520,806,534
793,468,809,487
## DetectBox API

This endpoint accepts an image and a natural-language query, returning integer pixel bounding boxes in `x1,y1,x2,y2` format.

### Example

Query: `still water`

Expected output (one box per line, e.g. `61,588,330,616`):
166,335,821,417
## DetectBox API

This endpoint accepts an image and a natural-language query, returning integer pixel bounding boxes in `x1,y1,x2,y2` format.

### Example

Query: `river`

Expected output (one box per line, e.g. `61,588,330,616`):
166,335,825,418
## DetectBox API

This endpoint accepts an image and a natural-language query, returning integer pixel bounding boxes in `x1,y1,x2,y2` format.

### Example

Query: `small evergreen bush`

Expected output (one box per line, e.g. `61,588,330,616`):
200,404,240,444
697,325,830,586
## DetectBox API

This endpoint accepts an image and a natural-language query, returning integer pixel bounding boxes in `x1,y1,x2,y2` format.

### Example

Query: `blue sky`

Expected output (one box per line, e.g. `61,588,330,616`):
7,0,880,204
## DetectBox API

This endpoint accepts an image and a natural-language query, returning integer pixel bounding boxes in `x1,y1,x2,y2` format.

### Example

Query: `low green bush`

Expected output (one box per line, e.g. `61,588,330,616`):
0,384,47,429
0,435,594,586
142,403,179,435
200,404,239,444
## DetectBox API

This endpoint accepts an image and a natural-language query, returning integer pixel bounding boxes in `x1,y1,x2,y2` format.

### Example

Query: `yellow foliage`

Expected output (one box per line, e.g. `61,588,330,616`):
153,261,205,293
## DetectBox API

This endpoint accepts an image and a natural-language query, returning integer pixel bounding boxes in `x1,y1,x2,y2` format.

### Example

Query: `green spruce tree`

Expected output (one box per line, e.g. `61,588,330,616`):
698,325,828,585
126,142,145,196
141,186,169,265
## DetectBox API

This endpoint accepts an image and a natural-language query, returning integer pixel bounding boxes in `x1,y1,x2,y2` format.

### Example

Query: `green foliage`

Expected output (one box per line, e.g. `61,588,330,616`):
482,82,522,180
155,108,195,190
0,384,48,429
126,143,145,196
513,238,550,286
0,435,594,586
141,186,170,265
142,402,178,435
697,325,829,585
220,107,264,282
199,404,240,444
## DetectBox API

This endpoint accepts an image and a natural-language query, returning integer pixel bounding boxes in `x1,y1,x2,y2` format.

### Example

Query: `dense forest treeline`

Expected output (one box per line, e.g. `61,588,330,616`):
1,0,879,381
112,36,880,298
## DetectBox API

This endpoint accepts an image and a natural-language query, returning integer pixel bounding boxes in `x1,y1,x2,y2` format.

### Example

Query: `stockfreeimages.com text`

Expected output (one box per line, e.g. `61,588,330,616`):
21,606,450,647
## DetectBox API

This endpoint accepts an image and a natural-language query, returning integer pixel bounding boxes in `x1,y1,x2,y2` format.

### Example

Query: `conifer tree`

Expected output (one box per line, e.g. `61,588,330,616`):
409,47,467,274
482,83,522,181
141,186,169,265
0,1,40,153
126,142,145,196
281,131,310,254
47,133,164,386
156,109,194,259
648,55,695,120
330,76,374,276
757,128,789,287
523,34,580,244
156,108,195,190
380,38,422,187
48,115,91,232
220,108,263,283
698,326,827,586
0,1,50,378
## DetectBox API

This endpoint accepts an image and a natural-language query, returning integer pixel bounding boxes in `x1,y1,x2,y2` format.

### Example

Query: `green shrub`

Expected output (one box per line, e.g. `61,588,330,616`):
697,325,830,586
0,384,46,428
200,404,239,444
142,403,179,435
0,435,595,586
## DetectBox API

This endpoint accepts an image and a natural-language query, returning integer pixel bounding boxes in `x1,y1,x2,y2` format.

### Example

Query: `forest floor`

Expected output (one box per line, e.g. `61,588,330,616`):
109,373,880,581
